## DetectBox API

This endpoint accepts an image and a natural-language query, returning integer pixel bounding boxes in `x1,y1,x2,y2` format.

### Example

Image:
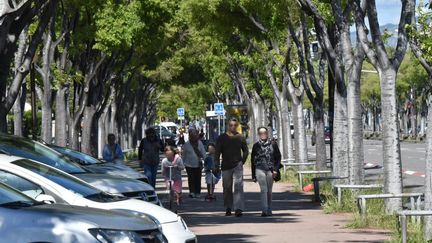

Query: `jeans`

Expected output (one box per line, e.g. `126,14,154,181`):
222,162,244,211
143,163,159,188
255,169,273,213
185,167,202,195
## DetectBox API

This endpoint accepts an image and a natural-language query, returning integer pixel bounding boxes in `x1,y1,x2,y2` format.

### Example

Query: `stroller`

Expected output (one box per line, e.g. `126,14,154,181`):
204,170,220,201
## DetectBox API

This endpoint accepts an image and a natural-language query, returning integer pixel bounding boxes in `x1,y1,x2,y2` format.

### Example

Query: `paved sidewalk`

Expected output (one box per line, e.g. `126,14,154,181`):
127,161,390,242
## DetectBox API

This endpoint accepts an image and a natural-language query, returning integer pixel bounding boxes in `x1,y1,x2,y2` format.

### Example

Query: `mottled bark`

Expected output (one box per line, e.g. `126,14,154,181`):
354,0,414,212
55,86,68,146
425,95,432,240
0,1,55,132
12,29,27,136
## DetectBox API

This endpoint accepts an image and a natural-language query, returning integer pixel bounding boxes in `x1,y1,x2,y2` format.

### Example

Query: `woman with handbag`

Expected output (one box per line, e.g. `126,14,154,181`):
251,126,282,217
182,128,207,198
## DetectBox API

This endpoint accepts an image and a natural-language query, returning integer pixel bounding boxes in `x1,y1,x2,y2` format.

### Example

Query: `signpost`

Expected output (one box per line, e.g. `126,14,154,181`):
214,103,224,135
177,107,185,127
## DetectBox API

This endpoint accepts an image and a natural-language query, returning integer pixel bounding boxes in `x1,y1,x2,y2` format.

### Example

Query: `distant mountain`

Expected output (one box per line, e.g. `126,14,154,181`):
350,23,398,47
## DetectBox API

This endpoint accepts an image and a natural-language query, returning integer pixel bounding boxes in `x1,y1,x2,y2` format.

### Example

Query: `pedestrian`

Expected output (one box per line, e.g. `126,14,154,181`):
177,128,186,147
251,126,281,217
215,118,249,217
161,145,185,206
182,128,206,198
138,127,164,188
204,143,220,199
102,134,124,162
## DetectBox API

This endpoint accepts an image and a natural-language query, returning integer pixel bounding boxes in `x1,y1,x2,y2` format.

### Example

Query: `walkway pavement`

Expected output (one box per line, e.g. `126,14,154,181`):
128,160,390,242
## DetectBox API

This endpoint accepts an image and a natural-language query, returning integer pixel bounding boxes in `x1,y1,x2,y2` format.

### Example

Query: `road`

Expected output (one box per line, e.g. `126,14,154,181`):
307,137,427,192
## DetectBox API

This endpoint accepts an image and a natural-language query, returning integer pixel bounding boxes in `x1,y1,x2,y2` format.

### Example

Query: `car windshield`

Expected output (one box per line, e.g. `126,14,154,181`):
0,135,86,174
0,182,35,207
11,159,125,202
50,146,102,165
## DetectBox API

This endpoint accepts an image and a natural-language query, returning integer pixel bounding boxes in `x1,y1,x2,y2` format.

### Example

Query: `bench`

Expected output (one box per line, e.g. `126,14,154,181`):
397,210,432,243
281,159,315,173
312,176,348,202
296,170,331,190
334,184,383,205
357,193,423,221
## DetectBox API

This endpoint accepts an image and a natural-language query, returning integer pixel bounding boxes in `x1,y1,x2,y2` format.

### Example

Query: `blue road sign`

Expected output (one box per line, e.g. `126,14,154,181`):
214,103,224,116
177,107,185,117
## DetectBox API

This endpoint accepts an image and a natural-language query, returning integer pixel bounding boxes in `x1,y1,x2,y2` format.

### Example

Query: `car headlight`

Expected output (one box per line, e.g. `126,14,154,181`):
89,228,143,243
178,216,189,231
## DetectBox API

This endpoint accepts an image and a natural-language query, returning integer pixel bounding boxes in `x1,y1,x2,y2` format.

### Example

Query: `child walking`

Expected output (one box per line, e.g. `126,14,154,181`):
204,143,220,200
162,146,185,206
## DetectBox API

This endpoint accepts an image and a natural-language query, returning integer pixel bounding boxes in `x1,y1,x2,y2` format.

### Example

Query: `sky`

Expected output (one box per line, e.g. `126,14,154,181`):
375,0,402,25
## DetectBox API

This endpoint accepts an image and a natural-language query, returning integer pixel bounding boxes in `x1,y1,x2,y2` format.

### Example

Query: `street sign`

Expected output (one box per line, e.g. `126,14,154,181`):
177,107,185,117
214,103,224,116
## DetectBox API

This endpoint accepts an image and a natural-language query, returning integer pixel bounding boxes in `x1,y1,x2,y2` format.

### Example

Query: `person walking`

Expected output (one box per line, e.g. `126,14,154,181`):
204,143,220,200
215,118,249,217
161,145,185,206
138,127,164,188
182,128,206,198
102,134,124,162
251,126,281,217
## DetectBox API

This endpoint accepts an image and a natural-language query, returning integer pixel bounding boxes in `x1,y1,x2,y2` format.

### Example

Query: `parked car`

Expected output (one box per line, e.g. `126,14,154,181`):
0,155,197,243
311,126,332,146
159,122,179,134
324,126,331,144
153,126,177,146
0,181,166,243
0,134,160,205
48,144,147,182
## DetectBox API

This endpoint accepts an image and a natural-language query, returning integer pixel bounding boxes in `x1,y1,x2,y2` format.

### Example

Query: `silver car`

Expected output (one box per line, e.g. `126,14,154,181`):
0,182,166,243
0,134,160,205
48,144,147,182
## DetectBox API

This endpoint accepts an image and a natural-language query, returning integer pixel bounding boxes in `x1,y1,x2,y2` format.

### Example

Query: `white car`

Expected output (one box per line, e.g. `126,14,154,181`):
0,182,166,242
0,155,197,243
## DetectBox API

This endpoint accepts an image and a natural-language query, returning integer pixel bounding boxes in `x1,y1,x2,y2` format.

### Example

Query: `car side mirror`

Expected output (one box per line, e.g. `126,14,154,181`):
35,194,56,204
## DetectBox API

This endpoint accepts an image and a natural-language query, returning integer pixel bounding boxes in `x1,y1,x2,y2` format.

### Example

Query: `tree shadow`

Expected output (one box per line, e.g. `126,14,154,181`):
197,233,254,242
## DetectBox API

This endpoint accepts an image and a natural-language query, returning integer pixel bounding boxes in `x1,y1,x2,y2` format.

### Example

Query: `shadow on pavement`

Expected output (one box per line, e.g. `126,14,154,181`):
197,233,254,242
177,190,320,228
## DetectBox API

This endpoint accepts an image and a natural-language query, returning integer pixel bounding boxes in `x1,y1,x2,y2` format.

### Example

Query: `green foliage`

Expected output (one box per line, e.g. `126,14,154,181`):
156,82,215,121
93,0,151,52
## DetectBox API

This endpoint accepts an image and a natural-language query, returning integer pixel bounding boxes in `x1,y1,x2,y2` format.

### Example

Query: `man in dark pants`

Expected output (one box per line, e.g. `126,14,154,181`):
138,128,164,188
215,118,249,217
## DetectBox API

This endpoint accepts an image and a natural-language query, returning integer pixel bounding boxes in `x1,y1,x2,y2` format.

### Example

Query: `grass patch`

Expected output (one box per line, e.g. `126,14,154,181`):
388,220,424,243
125,150,138,161
279,166,316,191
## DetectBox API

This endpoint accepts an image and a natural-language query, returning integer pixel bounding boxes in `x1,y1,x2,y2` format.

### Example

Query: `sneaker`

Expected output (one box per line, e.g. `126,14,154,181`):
267,208,272,216
261,212,268,217
225,208,232,216
235,209,243,217
194,194,201,199
188,193,195,198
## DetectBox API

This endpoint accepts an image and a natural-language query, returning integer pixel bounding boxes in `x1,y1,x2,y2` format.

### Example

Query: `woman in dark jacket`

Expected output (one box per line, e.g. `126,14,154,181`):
251,126,281,217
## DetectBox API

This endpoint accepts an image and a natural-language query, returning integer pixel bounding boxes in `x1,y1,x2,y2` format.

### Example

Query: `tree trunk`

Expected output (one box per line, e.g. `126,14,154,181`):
347,66,365,185
81,105,97,155
13,85,25,136
55,86,68,146
424,94,432,240
12,29,27,136
280,96,294,161
292,101,308,164
314,106,327,170
332,90,349,181
379,68,403,213
40,95,52,143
